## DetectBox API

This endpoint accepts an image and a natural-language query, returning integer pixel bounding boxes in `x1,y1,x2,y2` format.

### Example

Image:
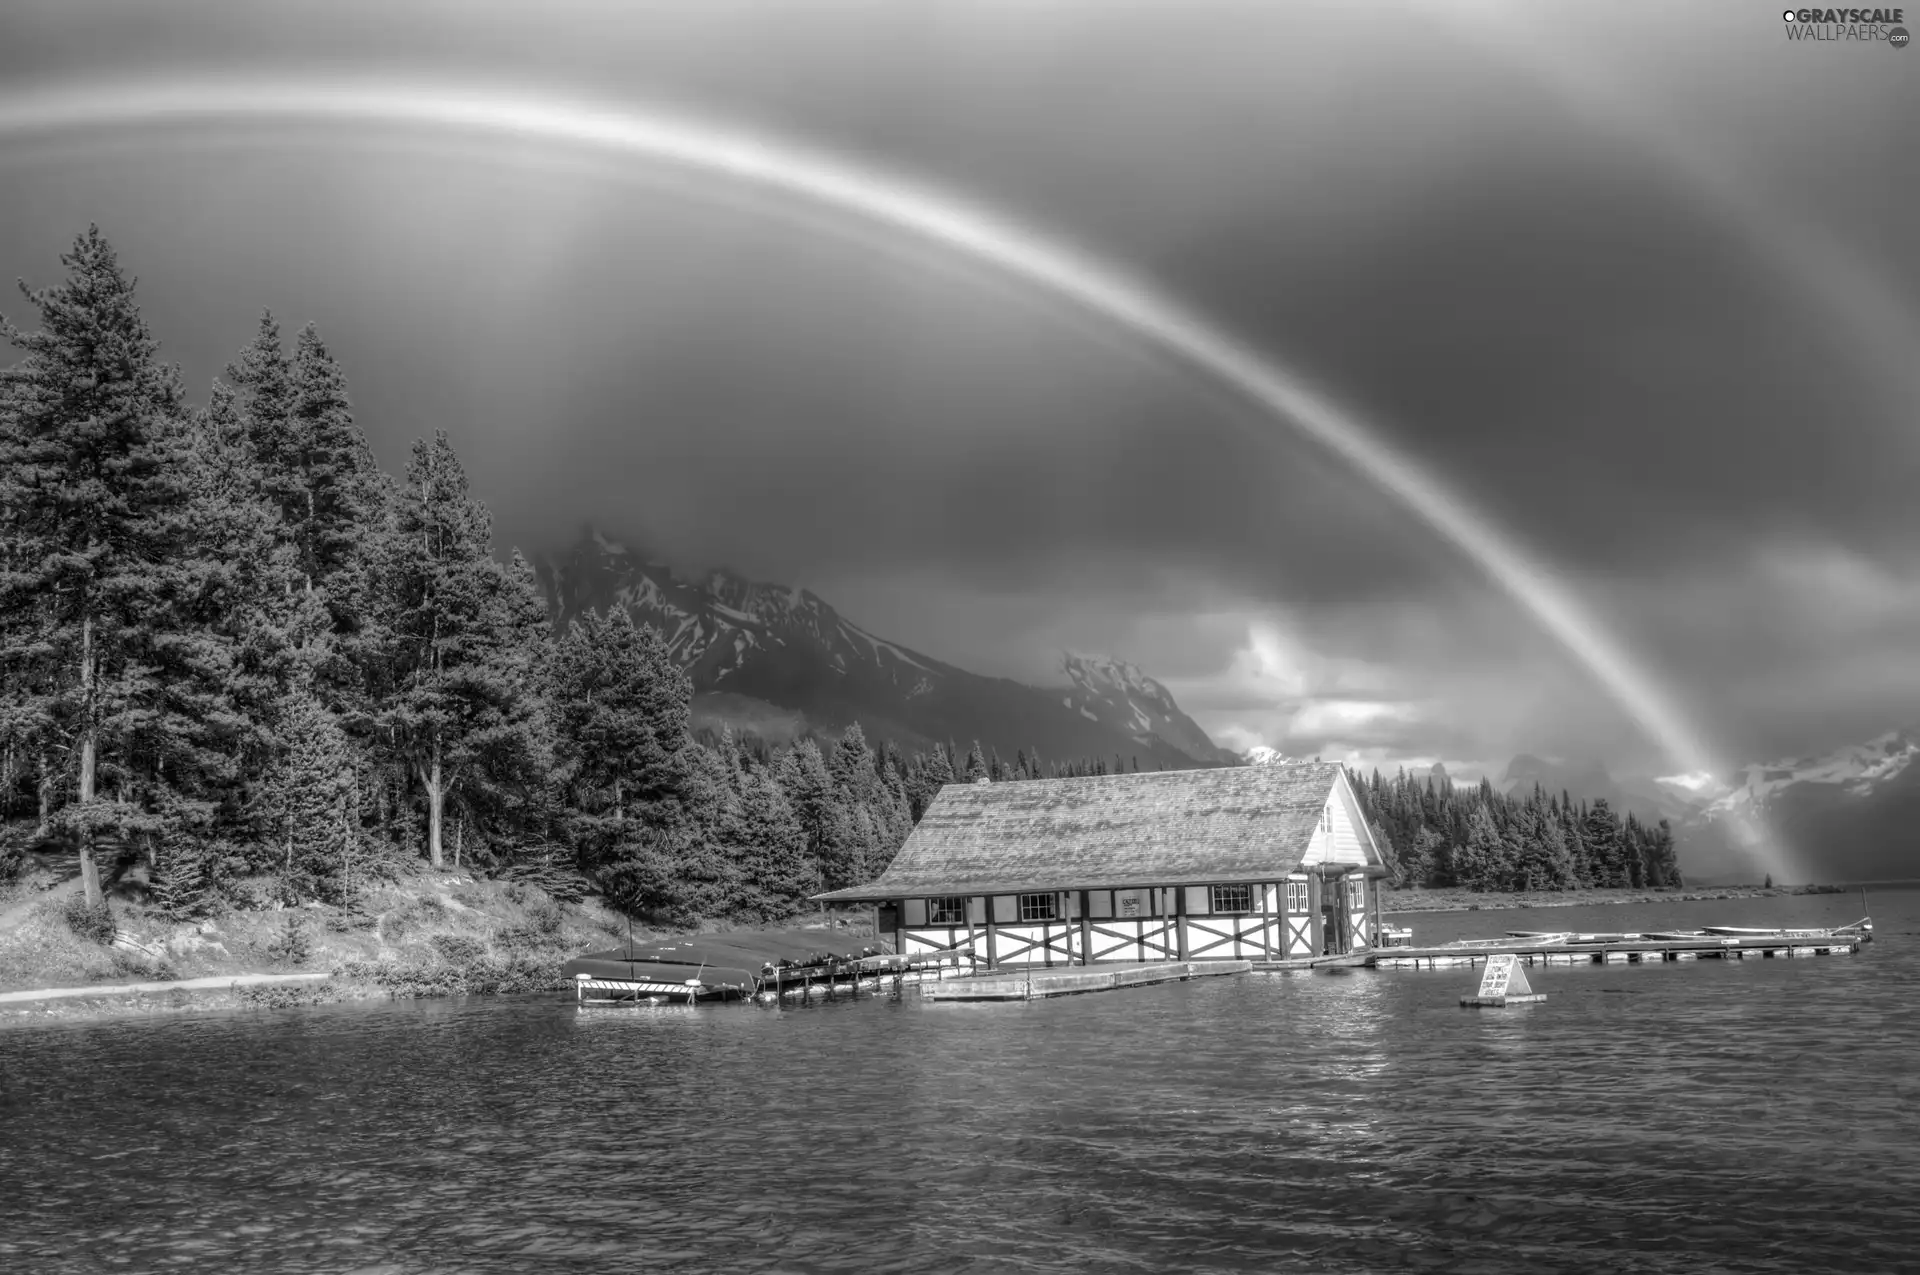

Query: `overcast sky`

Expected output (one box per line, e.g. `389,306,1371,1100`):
1,0,1914,781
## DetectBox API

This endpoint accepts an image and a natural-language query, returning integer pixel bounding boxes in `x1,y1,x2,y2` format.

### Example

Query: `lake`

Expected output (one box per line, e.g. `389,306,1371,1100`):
4,889,1917,1273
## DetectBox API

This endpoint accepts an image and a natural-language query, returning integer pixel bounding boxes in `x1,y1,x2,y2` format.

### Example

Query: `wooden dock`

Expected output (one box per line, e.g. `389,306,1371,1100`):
574,945,978,1007
1365,932,1865,971
920,959,1251,1001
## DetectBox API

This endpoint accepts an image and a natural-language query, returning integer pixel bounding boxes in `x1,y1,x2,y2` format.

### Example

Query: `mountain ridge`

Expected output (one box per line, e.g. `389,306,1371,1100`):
535,526,1234,771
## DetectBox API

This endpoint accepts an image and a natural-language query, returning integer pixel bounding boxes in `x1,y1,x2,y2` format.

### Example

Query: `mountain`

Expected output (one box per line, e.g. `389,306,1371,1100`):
1682,729,1920,885
1057,653,1242,765
535,527,1231,770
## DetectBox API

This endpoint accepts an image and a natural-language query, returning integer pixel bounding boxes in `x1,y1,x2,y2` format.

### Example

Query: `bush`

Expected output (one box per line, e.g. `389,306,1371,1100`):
62,894,117,944
236,981,342,1010
496,899,566,951
0,827,28,884
227,878,276,912
106,949,177,981
265,913,312,966
379,896,449,944
427,933,487,965
324,905,378,934
334,952,565,999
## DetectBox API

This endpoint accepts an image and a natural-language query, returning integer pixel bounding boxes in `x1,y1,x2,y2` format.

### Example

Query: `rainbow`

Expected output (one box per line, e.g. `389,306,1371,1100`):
0,75,1793,876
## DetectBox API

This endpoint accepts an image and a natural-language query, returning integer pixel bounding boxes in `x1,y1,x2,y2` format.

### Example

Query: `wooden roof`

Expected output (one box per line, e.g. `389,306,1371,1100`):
814,761,1347,902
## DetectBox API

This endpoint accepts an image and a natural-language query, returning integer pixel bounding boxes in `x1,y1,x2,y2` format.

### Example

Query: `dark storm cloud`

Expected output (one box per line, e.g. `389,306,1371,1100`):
0,0,1914,776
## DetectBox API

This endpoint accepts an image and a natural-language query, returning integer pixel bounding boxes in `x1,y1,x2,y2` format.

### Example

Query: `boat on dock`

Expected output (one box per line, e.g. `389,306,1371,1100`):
1702,919,1872,940
562,928,980,1006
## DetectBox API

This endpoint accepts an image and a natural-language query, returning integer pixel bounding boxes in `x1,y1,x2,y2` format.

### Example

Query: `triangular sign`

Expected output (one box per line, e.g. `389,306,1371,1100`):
1475,953,1532,998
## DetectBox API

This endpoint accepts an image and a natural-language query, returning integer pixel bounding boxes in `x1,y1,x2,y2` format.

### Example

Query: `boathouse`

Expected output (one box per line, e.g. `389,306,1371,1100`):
812,760,1389,967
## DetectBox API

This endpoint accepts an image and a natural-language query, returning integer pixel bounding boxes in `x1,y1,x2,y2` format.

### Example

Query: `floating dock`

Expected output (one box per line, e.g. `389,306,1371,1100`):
1366,929,1867,971
920,959,1251,1002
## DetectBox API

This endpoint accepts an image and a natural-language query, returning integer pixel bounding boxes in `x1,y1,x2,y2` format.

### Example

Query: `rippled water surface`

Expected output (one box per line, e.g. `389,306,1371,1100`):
4,890,1918,1274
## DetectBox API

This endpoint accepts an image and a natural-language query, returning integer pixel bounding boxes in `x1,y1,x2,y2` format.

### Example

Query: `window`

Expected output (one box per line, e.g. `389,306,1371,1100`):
1209,884,1253,914
1286,882,1308,914
1018,893,1057,922
927,896,967,925
1348,878,1365,909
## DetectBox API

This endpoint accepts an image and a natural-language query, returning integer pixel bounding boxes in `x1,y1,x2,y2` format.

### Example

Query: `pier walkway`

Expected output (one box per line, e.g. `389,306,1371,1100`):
921,959,1251,1001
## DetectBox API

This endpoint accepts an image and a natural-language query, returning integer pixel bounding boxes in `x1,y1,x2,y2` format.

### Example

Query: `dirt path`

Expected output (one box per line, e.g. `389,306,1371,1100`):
0,972,328,1004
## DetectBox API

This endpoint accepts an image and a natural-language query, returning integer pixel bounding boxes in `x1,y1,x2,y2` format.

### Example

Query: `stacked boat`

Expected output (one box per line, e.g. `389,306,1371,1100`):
1506,919,1874,945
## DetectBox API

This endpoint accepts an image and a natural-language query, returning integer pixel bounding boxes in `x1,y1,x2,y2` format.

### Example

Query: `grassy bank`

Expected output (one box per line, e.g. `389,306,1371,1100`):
0,862,871,1025
1383,883,1855,914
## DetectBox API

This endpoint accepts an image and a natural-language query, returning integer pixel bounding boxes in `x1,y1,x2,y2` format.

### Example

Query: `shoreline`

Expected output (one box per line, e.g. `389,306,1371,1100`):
1,880,1879,1026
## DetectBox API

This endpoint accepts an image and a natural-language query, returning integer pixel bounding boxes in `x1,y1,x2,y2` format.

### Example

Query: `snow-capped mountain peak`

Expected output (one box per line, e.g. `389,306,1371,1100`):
1057,650,1240,765
1244,745,1296,766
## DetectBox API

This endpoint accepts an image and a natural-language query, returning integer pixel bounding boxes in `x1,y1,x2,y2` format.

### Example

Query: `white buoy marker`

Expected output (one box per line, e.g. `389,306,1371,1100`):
1460,953,1547,1008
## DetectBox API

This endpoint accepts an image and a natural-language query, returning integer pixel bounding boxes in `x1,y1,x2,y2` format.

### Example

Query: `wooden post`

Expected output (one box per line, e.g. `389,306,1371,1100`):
1308,874,1324,957
1260,882,1274,960
1175,886,1190,961
1079,891,1093,967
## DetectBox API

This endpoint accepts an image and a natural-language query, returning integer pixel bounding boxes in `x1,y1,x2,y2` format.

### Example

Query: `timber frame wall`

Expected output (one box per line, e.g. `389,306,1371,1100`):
887,866,1386,967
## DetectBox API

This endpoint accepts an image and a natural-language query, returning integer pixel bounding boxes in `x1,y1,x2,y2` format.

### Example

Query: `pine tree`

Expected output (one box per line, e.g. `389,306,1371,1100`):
1583,799,1626,888
1455,805,1504,890
735,755,818,919
380,432,546,868
776,737,837,885
0,227,193,905
270,682,361,904
962,740,987,783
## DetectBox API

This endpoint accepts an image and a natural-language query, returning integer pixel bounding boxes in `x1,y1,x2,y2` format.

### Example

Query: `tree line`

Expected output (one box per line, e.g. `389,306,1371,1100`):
1348,767,1683,892
0,228,1205,928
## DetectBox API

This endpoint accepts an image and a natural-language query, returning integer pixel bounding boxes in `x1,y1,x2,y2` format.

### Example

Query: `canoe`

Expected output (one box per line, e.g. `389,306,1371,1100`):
1702,925,1844,939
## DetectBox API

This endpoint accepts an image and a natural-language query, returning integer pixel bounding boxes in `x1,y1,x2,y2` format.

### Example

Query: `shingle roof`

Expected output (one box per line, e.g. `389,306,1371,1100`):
814,761,1345,902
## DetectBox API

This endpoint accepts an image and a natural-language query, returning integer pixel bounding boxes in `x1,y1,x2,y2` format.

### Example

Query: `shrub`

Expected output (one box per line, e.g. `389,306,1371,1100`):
106,949,177,981
62,894,117,945
427,933,487,965
334,952,565,999
0,827,28,884
227,879,276,912
265,913,312,966
497,899,566,951
324,905,378,934
236,981,341,1010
